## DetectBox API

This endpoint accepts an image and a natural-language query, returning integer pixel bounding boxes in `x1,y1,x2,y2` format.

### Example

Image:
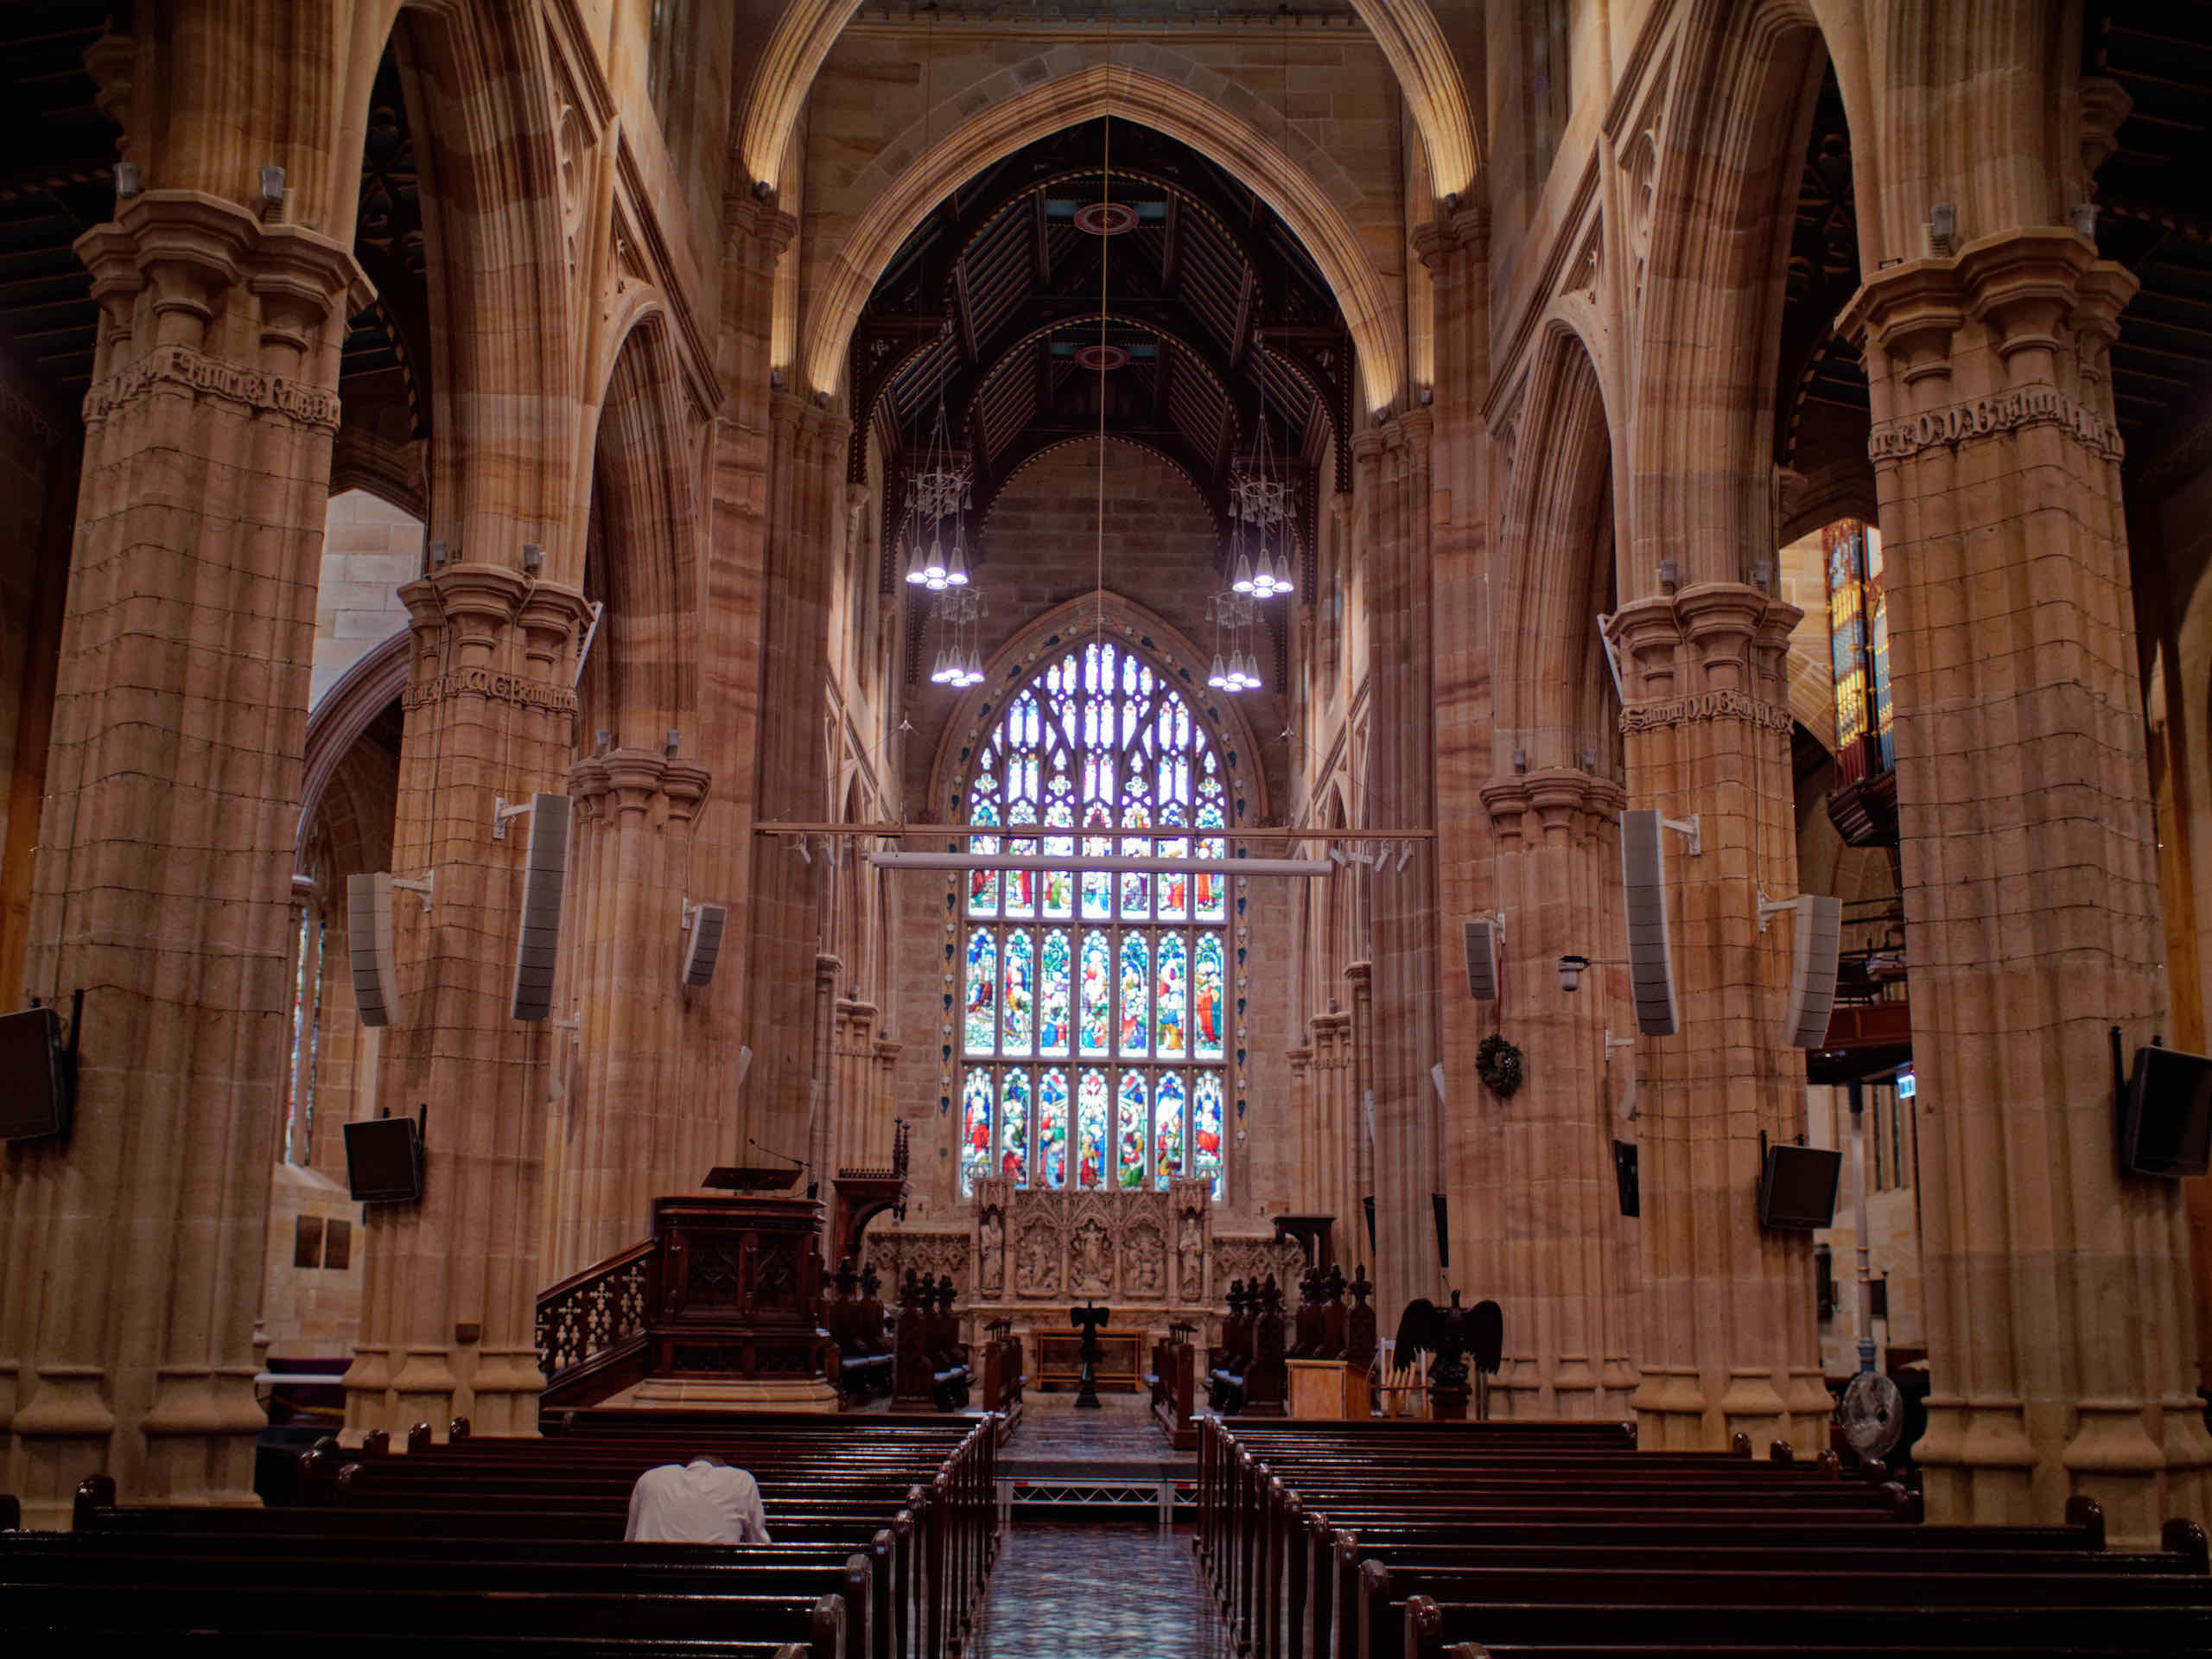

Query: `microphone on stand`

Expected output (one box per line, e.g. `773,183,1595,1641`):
747,1136,817,1200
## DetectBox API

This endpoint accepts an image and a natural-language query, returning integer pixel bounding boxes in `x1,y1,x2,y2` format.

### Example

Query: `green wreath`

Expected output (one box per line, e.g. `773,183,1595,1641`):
1476,1033,1525,1099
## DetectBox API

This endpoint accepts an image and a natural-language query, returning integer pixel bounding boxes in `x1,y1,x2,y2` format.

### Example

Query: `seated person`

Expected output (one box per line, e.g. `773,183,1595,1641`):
624,1455,772,1544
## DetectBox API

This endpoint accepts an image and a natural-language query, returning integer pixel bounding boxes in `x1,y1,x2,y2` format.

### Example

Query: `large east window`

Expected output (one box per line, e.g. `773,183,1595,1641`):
959,641,1227,1198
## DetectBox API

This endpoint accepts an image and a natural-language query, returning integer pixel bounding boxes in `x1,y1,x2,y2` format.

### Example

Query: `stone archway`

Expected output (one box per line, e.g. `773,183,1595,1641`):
800,63,1407,414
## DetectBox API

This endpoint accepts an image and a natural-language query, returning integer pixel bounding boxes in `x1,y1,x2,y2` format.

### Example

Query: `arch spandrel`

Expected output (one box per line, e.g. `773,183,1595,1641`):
738,0,1480,205
798,61,1408,414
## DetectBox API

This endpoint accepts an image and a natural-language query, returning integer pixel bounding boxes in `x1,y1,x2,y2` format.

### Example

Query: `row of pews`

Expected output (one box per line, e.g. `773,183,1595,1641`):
1198,1416,2212,1659
3,1408,999,1658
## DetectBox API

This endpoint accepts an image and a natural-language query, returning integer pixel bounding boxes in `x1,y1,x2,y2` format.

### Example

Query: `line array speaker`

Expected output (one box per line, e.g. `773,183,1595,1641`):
510,793,572,1021
1781,893,1844,1048
682,902,729,987
1619,808,1678,1036
346,872,402,1028
1463,918,1498,1001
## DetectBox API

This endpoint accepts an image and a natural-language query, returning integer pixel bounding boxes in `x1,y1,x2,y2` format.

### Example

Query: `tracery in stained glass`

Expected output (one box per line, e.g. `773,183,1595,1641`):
959,639,1231,1205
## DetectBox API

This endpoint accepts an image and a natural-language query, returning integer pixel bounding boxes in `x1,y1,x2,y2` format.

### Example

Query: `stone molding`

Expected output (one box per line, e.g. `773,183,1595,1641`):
80,341,343,429
1867,383,2123,464
1618,688,1794,735
1481,768,1629,836
402,665,581,716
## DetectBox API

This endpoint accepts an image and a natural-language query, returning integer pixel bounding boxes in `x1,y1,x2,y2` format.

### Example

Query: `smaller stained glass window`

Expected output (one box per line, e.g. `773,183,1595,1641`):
1000,1069,1032,1185
1039,1068,1070,1189
1154,1071,1187,1190
960,1071,995,1195
1116,1071,1148,1189
1077,1067,1110,1189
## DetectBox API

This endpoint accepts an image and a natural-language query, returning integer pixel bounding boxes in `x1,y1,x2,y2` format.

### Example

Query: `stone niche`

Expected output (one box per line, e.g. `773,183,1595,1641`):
863,1176,1305,1362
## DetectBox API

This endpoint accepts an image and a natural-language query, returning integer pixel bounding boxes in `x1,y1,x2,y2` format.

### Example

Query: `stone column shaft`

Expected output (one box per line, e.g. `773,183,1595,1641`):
1608,585,1828,1451
1843,230,2212,1536
0,190,365,1522
1478,770,1632,1418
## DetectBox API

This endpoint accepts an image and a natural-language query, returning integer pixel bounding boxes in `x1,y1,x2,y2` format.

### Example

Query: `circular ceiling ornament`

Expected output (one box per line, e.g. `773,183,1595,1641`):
1075,343,1130,372
1074,200,1139,236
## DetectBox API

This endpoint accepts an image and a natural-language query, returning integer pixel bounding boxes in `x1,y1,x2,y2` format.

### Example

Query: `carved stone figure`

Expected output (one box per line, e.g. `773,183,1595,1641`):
1071,1217,1111,1292
1121,1216,1166,1295
977,1205,1004,1295
1015,1217,1061,1295
1176,1203,1205,1303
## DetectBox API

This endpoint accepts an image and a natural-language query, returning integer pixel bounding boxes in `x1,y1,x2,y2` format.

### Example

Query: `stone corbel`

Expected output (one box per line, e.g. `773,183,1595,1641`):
1478,775,1533,845
601,749,671,817
1837,260,1966,392
1526,767,1627,844
428,563,531,653
518,582,592,676
1605,597,1685,703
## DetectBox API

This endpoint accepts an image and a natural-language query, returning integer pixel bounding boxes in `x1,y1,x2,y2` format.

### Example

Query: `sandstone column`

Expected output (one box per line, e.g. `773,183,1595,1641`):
1607,587,1829,1451
543,749,714,1281
739,397,848,1167
1843,230,2212,1535
1476,770,1634,1418
1359,411,1445,1328
1414,204,1503,1330
0,191,365,1522
343,569,589,1441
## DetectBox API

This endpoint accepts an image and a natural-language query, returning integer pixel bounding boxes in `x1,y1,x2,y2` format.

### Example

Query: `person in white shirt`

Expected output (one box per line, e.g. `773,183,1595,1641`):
623,1456,772,1544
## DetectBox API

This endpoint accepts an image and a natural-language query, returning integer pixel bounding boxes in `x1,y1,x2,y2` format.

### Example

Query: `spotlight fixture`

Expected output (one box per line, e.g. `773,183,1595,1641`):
1557,954,1590,993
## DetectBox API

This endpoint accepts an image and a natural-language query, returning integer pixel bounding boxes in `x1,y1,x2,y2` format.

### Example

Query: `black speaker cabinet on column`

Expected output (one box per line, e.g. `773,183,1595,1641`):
511,793,572,1020
1618,809,1677,1036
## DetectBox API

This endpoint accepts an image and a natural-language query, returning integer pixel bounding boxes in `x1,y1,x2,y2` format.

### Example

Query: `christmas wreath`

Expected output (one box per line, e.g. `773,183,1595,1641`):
1476,1033,1525,1099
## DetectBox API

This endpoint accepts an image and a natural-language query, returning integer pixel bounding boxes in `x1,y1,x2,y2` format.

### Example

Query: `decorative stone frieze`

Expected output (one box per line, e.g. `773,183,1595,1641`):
1866,384,2123,462
80,341,343,429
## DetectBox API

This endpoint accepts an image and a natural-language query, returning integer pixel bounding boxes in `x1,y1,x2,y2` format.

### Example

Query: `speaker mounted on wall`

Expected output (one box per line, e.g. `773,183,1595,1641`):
346,872,402,1028
1463,918,1499,1001
681,901,728,988
1781,894,1845,1049
510,793,573,1021
1618,809,1678,1036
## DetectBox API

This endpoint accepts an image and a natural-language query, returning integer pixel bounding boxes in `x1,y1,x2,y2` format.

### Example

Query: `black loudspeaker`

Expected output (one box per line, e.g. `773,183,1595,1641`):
0,1002,75,1141
2120,1043,2212,1178
681,902,728,988
510,793,573,1021
1618,809,1678,1036
1363,1194,1376,1252
1758,1143,1842,1229
1462,919,1498,1001
1612,1139,1640,1217
345,1111,425,1203
1433,1192,1450,1269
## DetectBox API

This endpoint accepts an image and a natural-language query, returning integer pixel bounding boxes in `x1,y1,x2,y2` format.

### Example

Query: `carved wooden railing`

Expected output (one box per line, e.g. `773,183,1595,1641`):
536,1237,658,1401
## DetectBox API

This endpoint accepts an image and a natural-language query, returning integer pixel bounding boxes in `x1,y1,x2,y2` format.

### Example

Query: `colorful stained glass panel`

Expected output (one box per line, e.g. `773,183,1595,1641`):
1116,1071,1148,1189
1077,1068,1109,1188
1001,931,1034,1056
1000,1069,1031,1185
1192,1072,1224,1198
1194,932,1224,1060
964,931,997,1056
1039,930,1071,1058
1079,931,1111,1057
1118,933,1149,1056
960,1071,994,1196
1154,1071,1187,1189
1039,1068,1070,1189
1155,932,1188,1058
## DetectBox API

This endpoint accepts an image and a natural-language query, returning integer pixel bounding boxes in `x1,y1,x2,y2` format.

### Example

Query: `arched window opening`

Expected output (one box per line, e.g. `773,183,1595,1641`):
958,640,1228,1199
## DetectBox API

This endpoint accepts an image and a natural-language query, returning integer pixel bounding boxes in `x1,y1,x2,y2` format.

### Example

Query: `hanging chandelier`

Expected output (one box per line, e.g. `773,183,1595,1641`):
1229,385,1296,600
1206,589,1262,693
900,397,973,593
929,586,988,688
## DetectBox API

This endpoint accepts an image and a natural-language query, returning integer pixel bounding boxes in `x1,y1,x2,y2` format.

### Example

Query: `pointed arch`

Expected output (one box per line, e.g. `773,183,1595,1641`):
1628,0,1840,594
737,0,1479,203
1495,320,1621,773
802,64,1405,413
580,312,703,741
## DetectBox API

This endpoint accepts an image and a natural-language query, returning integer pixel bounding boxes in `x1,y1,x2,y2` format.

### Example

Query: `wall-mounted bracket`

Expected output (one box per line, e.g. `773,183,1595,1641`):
491,798,533,841
1604,1028,1637,1056
1757,889,1796,932
1661,814,1701,857
390,874,434,913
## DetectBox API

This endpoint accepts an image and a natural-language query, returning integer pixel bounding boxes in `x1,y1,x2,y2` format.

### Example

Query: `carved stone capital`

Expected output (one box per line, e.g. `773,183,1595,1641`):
1410,203,1490,273
517,582,591,669
1838,259,1967,385
426,563,531,650
601,749,672,814
661,762,712,821
1957,229,2108,369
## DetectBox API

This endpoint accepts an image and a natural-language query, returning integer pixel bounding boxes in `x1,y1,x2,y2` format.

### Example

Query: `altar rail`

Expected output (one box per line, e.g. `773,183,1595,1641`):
536,1238,658,1402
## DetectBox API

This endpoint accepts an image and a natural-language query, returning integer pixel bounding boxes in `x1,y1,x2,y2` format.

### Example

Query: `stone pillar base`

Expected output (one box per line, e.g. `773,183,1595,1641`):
614,1376,841,1413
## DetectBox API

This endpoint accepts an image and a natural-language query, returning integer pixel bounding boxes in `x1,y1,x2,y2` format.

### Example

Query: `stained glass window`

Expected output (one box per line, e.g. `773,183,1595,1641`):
958,639,1230,1198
